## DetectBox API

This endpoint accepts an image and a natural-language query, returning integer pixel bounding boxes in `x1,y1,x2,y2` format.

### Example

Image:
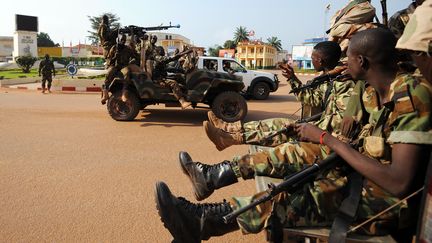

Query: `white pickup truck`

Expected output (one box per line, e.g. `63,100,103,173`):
197,56,279,100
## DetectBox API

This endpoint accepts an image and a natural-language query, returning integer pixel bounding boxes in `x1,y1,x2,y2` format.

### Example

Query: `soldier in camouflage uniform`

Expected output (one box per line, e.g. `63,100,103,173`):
205,41,354,150
396,0,432,85
101,34,139,104
153,46,192,109
38,54,56,94
388,0,424,39
155,28,432,242
145,35,157,80
97,15,118,59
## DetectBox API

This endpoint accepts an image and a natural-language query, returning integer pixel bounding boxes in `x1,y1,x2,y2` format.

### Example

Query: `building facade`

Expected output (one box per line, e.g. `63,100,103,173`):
0,36,13,62
292,37,328,70
235,40,277,69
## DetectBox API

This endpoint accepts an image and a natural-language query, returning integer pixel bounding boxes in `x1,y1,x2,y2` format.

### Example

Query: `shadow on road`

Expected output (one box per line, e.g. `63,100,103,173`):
137,108,208,127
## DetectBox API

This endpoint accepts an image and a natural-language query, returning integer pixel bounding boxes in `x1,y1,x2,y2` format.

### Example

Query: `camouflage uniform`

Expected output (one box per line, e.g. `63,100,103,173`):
105,43,139,86
229,73,432,235
97,22,117,59
388,2,417,39
242,78,355,147
153,52,185,101
38,58,55,91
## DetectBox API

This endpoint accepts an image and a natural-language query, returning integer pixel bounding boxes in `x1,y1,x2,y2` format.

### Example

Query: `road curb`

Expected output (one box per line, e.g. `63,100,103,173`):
2,85,102,93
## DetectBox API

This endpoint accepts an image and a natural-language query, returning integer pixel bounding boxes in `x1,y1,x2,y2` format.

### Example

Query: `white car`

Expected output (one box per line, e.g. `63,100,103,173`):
197,57,279,100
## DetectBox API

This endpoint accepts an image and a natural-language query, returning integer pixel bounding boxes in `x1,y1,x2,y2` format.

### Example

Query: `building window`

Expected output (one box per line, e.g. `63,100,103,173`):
165,35,169,40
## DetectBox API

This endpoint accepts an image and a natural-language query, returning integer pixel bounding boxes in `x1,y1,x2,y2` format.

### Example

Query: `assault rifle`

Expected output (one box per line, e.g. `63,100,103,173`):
119,23,181,38
380,0,388,27
258,112,323,144
223,152,341,223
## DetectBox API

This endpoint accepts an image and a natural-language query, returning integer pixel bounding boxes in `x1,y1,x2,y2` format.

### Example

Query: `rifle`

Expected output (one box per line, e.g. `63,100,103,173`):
223,152,341,223
119,23,181,38
259,112,323,144
290,69,349,94
380,0,388,27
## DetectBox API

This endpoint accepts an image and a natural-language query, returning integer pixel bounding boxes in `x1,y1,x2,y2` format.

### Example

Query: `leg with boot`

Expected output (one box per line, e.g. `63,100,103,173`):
41,78,46,93
155,181,239,243
204,121,244,151
206,112,298,149
179,142,329,201
101,66,117,104
166,79,191,109
46,76,52,93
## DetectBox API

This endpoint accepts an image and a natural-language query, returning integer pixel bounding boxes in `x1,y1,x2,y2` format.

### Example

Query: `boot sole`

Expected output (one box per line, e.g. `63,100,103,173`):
178,152,211,201
154,181,199,243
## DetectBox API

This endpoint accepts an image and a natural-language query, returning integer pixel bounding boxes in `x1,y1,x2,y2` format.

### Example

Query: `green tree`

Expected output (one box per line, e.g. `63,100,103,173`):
37,32,59,47
207,45,223,57
233,26,249,45
267,36,282,51
87,12,121,45
223,40,237,49
15,55,38,73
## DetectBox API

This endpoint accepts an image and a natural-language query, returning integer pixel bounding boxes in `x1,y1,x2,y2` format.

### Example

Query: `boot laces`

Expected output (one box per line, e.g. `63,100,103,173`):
177,197,232,217
195,161,231,175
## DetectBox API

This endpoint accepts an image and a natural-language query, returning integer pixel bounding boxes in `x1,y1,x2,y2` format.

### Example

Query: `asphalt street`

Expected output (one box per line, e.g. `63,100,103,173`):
0,73,308,242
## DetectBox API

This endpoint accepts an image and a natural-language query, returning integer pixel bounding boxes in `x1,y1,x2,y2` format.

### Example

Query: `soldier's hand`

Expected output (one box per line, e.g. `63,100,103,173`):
281,64,295,80
295,123,324,144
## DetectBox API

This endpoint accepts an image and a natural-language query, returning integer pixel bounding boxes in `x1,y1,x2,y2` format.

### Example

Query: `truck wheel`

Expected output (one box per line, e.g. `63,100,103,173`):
107,89,141,121
212,91,247,122
252,82,270,100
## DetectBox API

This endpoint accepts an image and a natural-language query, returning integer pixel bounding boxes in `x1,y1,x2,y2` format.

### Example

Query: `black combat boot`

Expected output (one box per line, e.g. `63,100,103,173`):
155,181,239,243
179,151,238,201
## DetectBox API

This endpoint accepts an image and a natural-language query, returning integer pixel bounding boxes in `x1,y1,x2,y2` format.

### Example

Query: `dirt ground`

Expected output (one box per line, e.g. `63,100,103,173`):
0,72,311,242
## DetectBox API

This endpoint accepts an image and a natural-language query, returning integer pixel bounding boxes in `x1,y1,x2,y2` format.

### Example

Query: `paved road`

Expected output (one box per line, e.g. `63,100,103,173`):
0,74,309,242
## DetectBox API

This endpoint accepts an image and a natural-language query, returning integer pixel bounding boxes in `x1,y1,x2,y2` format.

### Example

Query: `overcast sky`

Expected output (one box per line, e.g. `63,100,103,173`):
2,0,408,52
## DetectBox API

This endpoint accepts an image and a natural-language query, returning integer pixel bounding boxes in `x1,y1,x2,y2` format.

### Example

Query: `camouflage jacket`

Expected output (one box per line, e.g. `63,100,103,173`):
289,75,329,108
38,59,55,76
312,79,356,135
106,45,139,68
388,2,417,39
97,23,117,52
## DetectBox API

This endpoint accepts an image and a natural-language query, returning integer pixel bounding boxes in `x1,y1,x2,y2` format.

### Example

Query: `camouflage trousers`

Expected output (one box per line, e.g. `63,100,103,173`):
242,118,297,147
41,75,53,89
160,79,185,100
228,142,402,235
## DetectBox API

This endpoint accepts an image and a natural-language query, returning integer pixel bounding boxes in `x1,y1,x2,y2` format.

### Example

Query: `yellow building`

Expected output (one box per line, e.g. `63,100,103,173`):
37,47,62,57
236,41,277,69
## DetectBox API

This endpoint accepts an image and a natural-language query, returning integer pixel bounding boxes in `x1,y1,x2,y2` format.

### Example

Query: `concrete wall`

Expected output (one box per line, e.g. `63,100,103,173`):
13,31,38,58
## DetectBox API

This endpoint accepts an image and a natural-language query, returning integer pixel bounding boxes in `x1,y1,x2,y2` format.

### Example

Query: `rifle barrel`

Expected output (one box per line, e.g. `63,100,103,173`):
223,152,340,223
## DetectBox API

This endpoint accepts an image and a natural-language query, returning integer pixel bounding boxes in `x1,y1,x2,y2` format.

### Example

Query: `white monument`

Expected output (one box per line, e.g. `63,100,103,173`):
12,14,38,60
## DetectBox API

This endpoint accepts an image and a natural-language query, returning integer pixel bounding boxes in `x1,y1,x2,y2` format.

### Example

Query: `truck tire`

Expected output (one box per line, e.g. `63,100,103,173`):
252,82,270,100
212,91,247,122
107,89,141,121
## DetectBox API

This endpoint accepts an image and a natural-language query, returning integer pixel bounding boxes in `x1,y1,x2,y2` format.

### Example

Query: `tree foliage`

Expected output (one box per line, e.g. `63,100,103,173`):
207,45,223,57
233,26,249,45
37,32,59,47
223,40,237,49
87,12,121,45
266,36,282,51
15,56,38,73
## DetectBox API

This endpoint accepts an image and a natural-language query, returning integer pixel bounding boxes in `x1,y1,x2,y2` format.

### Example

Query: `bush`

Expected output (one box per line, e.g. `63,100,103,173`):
15,56,38,73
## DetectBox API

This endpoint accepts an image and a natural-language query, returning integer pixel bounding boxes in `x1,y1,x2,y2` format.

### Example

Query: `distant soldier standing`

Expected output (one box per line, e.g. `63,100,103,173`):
38,54,55,93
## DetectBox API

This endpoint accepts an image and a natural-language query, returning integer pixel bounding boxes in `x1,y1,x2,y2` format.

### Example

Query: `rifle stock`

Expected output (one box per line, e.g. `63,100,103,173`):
223,152,340,223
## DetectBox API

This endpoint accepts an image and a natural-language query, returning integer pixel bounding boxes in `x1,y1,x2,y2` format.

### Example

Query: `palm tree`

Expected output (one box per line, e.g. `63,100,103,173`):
233,26,249,44
267,36,282,51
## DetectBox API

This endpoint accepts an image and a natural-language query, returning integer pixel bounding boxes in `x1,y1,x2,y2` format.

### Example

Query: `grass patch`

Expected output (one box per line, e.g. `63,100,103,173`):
0,68,67,79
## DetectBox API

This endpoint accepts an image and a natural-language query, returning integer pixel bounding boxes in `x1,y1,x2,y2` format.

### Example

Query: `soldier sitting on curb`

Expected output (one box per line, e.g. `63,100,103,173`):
155,28,432,243
204,41,354,151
